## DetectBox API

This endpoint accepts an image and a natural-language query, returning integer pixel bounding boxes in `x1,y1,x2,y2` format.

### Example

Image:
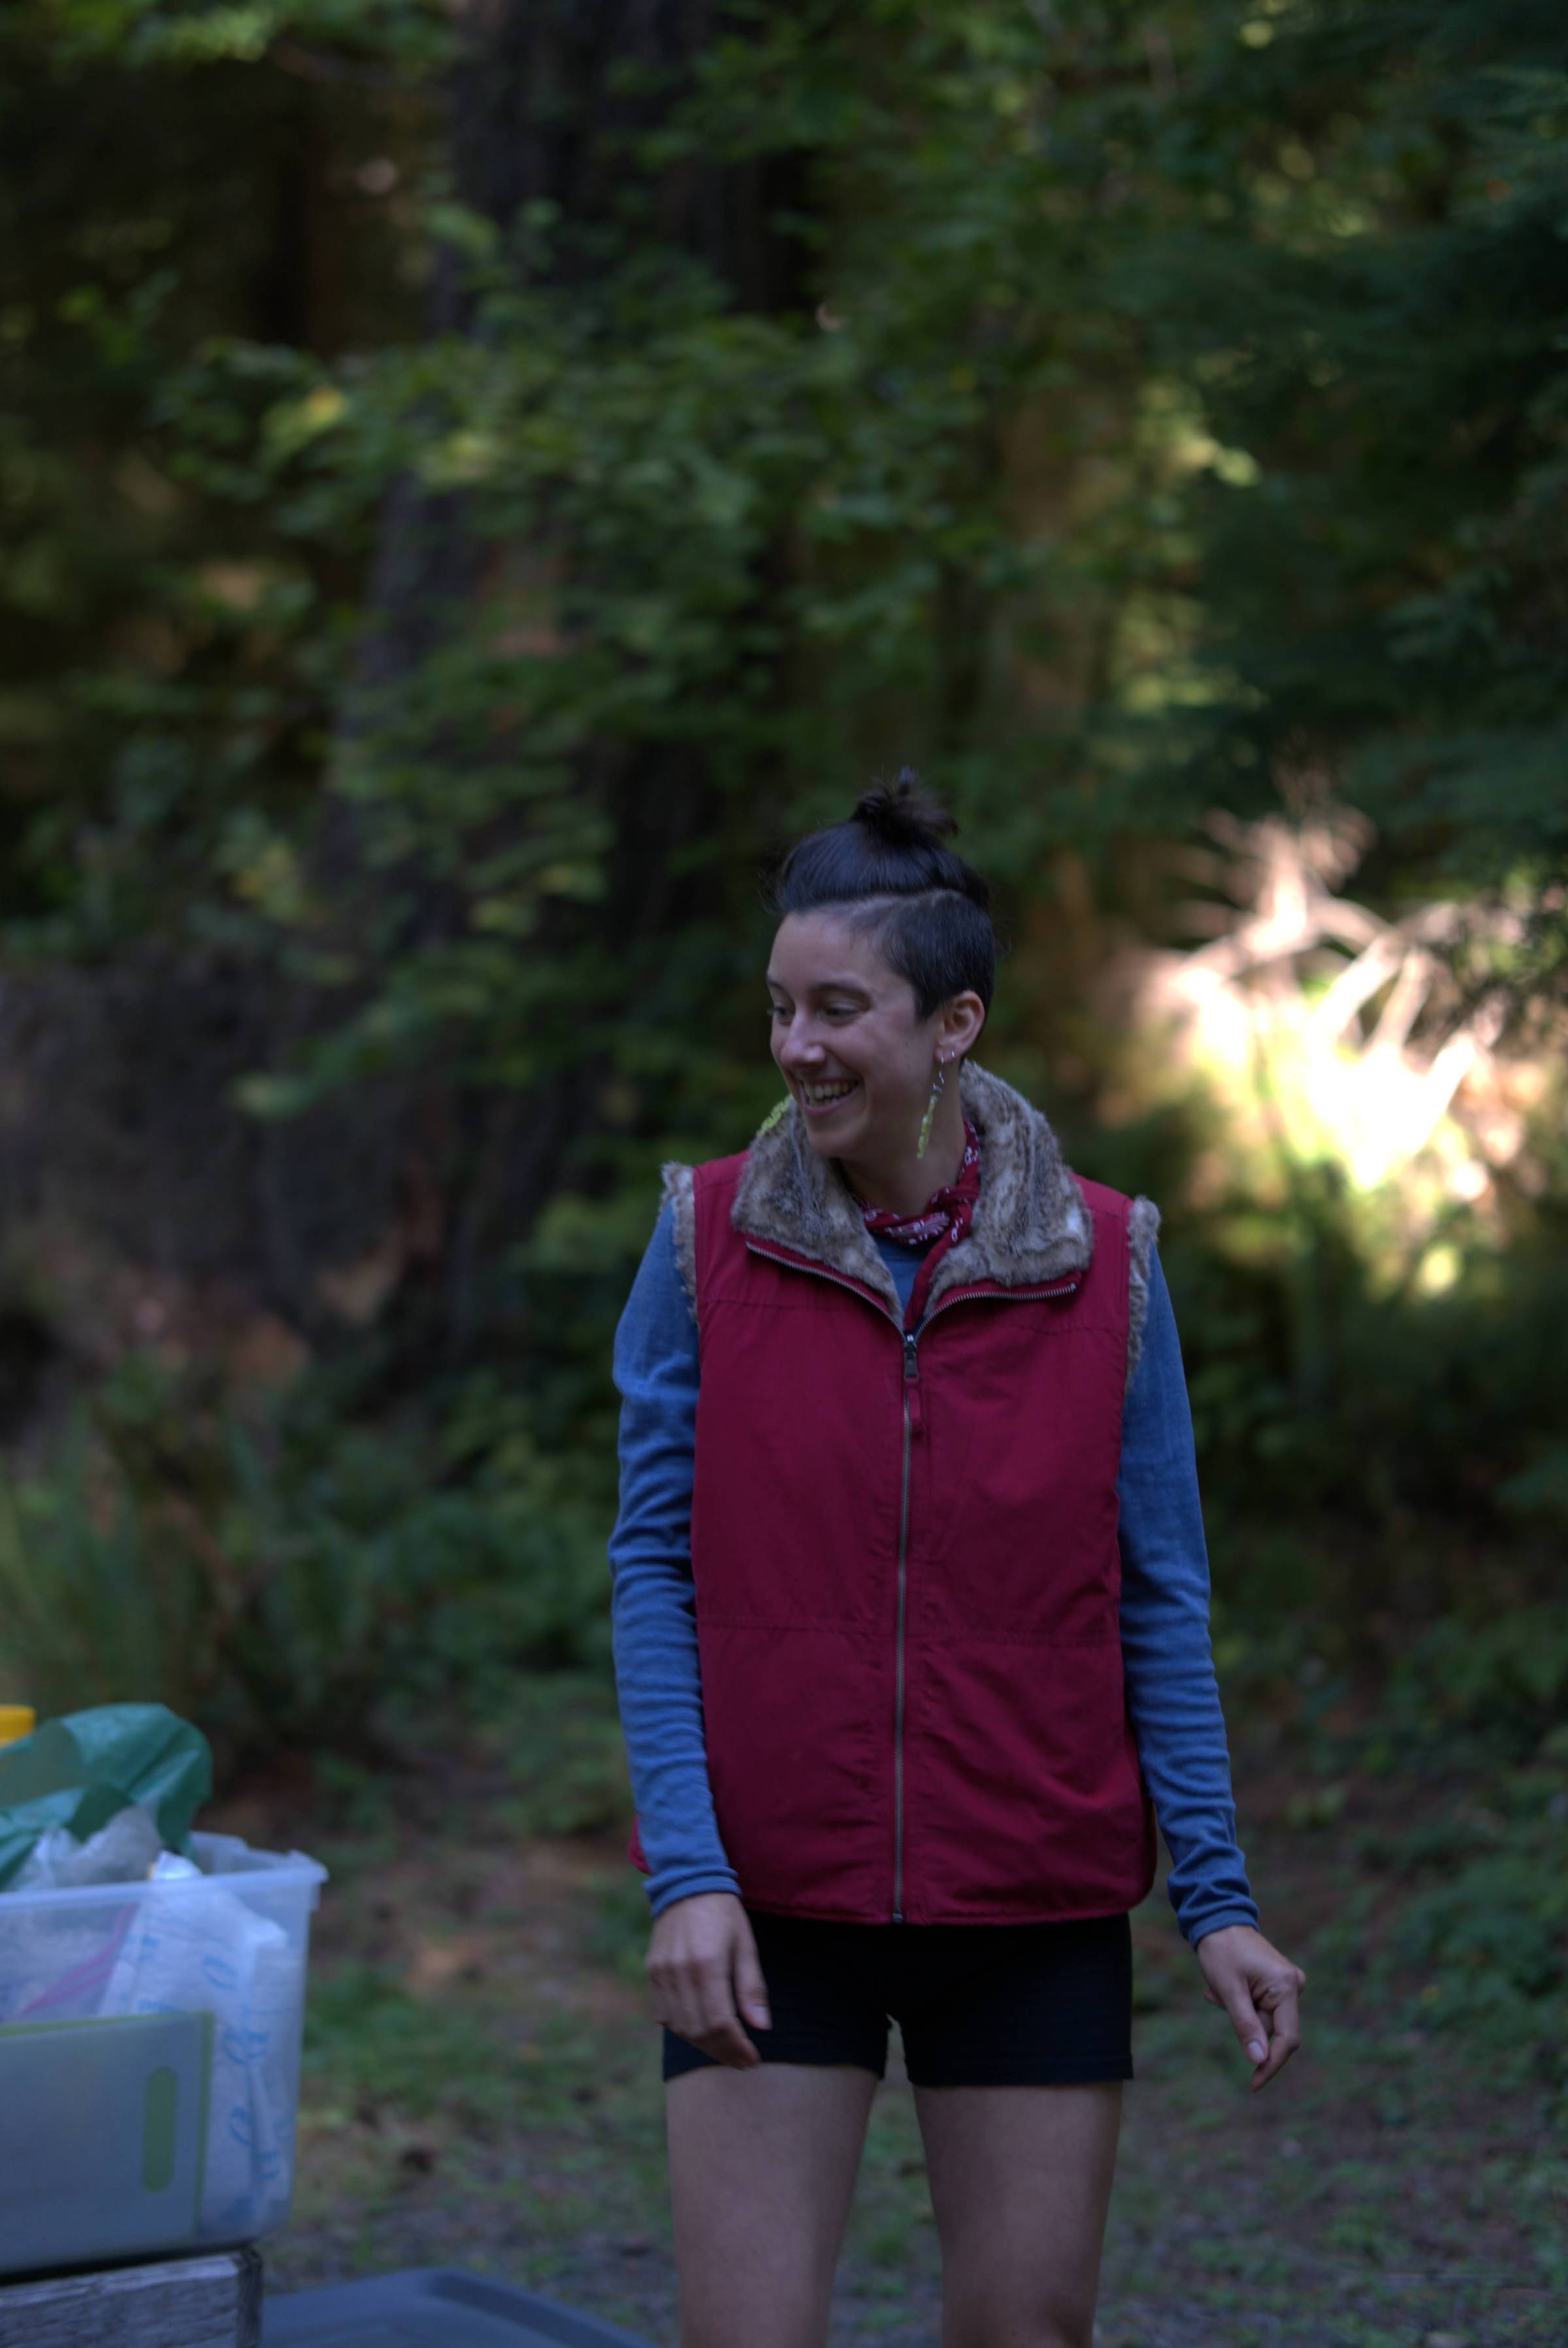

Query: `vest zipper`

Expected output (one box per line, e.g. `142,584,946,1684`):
894,1329,919,1922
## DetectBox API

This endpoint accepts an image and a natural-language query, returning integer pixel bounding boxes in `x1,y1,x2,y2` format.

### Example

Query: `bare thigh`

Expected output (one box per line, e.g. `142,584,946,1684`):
915,2080,1122,2348
665,2060,880,2348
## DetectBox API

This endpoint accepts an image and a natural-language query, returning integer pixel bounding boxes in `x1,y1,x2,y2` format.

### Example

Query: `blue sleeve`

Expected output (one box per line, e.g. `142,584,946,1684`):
1117,1249,1260,1947
608,1202,742,1918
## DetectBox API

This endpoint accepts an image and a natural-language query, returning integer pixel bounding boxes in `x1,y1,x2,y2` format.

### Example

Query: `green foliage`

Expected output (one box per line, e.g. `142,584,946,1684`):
1393,1606,1568,1753
0,1349,617,1766
6,0,1563,1013
0,0,1564,1769
1190,1234,1568,1604
1122,7,1568,921
1281,1595,1568,2116
40,1,453,72
1361,1768,1568,2115
460,1670,630,1840
0,0,1188,1078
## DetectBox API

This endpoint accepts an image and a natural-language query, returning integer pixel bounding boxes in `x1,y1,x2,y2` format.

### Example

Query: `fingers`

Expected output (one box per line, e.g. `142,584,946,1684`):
655,1950,759,2067
1197,1929,1307,2092
1227,1966,1305,2090
733,1917,773,2035
695,1970,760,2068
1248,1970,1305,2092
645,1894,765,2070
1220,1979,1269,2070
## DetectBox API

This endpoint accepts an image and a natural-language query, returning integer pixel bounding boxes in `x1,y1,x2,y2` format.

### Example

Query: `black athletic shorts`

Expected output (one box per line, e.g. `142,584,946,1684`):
661,1906,1133,2088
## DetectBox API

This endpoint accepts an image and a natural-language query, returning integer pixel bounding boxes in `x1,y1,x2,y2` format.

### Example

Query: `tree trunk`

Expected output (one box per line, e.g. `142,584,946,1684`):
323,0,811,1354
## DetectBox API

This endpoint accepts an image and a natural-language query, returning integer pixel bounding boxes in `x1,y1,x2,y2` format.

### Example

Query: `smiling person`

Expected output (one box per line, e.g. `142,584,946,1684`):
608,774,1304,2348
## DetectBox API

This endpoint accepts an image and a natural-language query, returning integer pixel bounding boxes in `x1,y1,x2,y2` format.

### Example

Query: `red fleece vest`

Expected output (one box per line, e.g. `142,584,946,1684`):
626,1151,1158,1924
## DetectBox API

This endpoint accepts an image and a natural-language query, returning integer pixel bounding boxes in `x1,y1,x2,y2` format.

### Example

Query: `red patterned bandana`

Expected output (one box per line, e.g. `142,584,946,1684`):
852,1117,982,1247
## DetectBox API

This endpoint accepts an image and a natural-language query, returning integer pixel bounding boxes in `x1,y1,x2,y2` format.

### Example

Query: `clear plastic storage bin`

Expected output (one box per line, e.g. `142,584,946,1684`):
0,1830,327,2276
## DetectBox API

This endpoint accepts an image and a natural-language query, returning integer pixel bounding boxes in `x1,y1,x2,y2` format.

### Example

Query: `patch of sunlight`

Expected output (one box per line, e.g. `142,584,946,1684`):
423,429,502,489
265,381,348,461
1115,808,1563,1279
1415,1244,1462,1297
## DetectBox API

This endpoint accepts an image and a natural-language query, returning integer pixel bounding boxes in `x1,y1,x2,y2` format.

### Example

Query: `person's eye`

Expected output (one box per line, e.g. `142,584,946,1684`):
826,1003,859,1017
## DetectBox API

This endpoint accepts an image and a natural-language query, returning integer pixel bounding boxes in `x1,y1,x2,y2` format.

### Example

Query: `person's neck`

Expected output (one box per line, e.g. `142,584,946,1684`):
836,1101,968,1219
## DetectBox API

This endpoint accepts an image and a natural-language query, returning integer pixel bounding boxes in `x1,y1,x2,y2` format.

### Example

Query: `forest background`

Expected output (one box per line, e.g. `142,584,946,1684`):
1,0,1566,2321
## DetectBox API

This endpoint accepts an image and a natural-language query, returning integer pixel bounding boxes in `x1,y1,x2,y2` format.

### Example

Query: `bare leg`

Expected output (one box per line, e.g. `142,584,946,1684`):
915,2080,1122,2348
665,2060,880,2348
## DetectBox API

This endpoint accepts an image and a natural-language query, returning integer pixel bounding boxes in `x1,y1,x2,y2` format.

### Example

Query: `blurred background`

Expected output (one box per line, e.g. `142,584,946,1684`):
1,3,1565,2340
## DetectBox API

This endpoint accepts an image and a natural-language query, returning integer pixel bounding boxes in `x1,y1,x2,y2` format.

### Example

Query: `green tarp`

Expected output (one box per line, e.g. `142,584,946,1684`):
0,1705,212,1891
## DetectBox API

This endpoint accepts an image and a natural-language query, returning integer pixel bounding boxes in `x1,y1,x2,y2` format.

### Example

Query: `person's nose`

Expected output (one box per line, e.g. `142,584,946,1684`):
775,1013,826,1072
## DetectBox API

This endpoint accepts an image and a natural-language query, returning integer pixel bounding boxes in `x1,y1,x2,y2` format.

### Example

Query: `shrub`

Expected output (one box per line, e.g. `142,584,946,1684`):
0,1347,617,1774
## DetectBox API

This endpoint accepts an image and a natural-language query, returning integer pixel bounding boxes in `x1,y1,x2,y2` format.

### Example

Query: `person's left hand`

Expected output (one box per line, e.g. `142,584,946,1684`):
1196,1923,1306,2091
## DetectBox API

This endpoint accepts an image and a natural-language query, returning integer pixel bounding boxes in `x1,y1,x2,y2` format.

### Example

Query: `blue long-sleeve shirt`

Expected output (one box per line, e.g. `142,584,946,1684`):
608,1203,1259,1947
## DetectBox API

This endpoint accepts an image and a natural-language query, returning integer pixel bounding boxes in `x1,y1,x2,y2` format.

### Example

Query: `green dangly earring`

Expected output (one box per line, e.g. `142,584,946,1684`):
915,1055,948,1163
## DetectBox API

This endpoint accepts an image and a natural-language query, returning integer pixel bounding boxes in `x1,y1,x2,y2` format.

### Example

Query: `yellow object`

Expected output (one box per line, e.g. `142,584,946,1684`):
0,1706,35,1748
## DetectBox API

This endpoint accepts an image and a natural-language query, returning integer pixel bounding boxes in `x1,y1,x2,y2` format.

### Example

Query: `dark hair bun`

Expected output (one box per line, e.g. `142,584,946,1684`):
853,768,958,848
761,762,1000,1021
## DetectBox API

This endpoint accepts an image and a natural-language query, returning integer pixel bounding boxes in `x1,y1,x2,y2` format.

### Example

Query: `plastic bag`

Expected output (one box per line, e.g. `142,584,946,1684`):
10,1804,166,1893
0,1705,212,1889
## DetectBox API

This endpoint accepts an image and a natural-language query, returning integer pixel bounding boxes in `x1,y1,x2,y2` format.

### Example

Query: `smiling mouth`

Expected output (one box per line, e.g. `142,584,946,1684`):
798,1078,860,1108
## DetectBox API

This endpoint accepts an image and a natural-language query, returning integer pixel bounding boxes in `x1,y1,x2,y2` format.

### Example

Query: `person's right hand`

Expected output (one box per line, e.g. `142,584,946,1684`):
645,1891,772,2068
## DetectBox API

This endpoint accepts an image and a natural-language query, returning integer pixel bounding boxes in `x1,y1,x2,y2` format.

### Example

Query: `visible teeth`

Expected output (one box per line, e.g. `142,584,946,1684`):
802,1080,857,1104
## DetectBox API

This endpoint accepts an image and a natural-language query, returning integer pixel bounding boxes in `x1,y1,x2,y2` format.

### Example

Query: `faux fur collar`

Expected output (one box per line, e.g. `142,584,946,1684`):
661,1059,1160,1378
728,1059,1096,1321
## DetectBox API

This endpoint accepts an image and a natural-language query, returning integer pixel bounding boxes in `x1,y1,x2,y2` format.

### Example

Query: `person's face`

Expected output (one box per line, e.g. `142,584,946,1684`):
766,909,975,1162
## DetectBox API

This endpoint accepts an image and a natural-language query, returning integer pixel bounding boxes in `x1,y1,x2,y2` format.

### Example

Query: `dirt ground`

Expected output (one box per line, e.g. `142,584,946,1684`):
221,1696,1567,2348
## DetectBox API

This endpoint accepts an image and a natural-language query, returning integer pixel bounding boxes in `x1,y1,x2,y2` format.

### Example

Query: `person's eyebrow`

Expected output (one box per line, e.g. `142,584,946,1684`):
764,972,874,995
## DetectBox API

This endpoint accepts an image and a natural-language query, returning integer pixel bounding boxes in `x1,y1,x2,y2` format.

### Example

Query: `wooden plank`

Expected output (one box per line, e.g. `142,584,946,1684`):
0,2248,261,2348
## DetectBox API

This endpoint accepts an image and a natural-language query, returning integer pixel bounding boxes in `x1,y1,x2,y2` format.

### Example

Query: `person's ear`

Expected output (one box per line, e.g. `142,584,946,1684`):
941,991,985,1058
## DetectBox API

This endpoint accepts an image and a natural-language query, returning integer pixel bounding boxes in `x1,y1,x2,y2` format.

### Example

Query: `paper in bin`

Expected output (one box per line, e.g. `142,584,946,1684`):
100,1864,305,2235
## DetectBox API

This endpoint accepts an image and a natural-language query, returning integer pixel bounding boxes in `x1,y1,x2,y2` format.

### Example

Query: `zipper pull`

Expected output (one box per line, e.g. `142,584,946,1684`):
903,1332,923,1433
